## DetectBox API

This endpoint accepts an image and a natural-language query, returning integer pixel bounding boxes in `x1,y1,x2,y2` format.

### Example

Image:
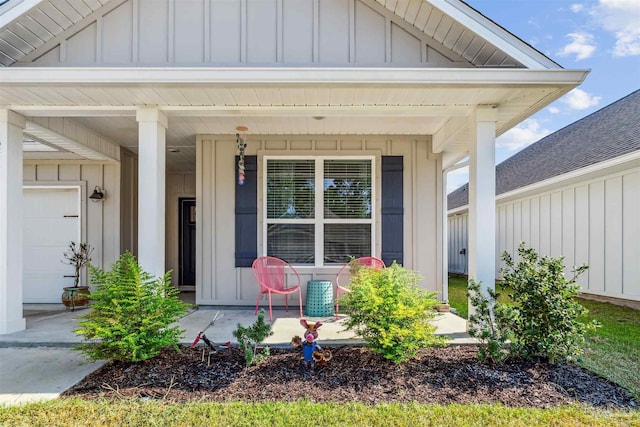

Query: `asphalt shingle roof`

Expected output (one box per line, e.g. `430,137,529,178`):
448,89,640,210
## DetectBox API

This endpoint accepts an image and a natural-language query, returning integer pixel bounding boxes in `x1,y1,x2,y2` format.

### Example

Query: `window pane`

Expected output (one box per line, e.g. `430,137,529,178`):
267,160,315,219
324,160,371,219
267,224,315,265
324,224,371,264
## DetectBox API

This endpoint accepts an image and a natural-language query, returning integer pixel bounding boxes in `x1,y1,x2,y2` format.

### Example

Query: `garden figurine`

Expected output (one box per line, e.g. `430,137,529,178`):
291,319,332,367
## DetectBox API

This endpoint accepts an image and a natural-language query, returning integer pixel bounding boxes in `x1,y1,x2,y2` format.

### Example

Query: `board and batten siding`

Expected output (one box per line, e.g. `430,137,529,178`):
120,147,138,256
447,167,640,301
448,213,468,276
196,135,443,306
19,0,469,68
23,161,121,273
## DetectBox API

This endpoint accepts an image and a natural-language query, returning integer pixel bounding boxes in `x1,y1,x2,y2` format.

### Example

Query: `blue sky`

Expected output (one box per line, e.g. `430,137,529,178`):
446,0,640,193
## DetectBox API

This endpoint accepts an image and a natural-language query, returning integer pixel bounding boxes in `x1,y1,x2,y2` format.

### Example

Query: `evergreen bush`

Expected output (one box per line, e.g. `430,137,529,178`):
466,279,513,364
232,309,273,366
501,243,598,363
74,251,187,363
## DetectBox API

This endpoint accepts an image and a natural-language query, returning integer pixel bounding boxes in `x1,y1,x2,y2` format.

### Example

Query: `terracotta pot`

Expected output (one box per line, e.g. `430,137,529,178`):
61,286,90,311
436,303,450,312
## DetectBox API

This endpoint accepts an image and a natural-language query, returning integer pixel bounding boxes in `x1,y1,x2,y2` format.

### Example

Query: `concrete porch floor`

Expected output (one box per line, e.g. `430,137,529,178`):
2,301,474,348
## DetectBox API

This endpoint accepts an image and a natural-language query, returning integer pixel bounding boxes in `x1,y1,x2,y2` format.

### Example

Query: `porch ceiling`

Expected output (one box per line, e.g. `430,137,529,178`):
0,67,588,171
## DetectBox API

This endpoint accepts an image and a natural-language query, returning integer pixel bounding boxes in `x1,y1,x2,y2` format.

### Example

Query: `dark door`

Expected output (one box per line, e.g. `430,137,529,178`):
179,198,196,287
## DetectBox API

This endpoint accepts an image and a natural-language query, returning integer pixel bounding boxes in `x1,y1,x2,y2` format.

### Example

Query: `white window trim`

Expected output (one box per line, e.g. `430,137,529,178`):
262,155,376,268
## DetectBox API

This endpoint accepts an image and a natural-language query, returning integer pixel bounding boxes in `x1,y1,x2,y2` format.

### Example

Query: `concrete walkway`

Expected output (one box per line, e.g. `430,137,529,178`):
0,303,473,406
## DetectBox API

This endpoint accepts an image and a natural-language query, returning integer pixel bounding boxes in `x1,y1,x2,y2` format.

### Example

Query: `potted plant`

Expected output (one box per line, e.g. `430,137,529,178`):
61,242,94,311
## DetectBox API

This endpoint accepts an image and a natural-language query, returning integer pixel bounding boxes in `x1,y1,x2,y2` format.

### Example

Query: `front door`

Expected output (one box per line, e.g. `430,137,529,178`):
179,198,196,287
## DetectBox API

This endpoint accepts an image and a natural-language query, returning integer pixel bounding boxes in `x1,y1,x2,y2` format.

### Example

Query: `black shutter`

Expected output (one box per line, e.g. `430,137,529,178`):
381,156,403,266
235,156,257,267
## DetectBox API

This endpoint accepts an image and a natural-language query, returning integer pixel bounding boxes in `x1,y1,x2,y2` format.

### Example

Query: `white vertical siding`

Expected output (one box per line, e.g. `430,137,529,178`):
622,172,640,296
447,213,468,275
447,166,640,301
196,135,440,305
21,0,470,68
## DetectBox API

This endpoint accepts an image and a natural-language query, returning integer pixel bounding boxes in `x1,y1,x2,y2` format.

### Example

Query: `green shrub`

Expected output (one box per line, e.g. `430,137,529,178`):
74,251,187,363
341,262,447,363
232,309,273,366
501,243,598,363
467,279,513,364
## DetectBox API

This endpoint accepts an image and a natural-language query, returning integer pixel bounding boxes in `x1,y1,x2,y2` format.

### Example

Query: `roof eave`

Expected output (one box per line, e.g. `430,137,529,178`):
0,67,589,86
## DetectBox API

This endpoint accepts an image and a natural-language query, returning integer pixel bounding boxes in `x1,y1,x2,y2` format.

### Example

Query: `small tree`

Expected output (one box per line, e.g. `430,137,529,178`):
75,251,187,363
62,242,93,288
501,243,598,363
467,279,513,364
341,262,447,363
232,309,273,366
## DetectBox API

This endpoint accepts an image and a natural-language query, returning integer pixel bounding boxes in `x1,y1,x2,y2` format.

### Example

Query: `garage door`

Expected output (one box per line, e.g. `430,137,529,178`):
23,188,80,303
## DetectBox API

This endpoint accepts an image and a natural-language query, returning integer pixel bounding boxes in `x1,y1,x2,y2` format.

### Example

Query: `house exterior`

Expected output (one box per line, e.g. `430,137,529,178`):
448,90,640,303
0,0,587,334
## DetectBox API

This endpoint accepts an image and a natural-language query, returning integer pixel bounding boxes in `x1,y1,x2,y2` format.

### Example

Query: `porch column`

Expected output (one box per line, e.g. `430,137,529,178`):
0,110,26,334
136,108,167,278
441,168,449,304
467,106,497,316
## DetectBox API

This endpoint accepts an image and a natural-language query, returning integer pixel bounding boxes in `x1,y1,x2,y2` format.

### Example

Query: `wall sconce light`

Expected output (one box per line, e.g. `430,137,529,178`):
89,186,105,202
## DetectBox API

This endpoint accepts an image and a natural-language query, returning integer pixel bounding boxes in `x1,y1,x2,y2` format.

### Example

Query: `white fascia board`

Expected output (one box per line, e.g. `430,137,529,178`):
447,150,640,215
0,0,42,29
0,67,589,86
430,0,561,70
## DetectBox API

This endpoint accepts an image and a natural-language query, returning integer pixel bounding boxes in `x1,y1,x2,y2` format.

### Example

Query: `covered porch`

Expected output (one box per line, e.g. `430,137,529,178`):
0,303,473,347
0,67,587,334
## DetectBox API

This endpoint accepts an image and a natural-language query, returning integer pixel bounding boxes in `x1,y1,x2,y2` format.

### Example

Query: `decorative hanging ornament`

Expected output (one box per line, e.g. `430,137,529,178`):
235,126,248,185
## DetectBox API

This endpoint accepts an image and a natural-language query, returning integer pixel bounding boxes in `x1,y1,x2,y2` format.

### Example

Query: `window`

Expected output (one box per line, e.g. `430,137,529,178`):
265,157,374,266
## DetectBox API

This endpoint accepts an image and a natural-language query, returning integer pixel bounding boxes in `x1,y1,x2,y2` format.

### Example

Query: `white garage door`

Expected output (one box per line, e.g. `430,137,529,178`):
23,188,80,303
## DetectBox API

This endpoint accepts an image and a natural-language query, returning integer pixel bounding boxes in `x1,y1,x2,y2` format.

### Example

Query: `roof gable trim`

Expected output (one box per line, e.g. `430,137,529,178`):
430,0,561,70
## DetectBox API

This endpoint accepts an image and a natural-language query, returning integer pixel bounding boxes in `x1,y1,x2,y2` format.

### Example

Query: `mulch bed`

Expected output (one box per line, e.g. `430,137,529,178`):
63,345,637,409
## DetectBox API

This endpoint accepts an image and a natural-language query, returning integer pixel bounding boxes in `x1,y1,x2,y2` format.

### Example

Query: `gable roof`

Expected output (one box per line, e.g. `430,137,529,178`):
0,0,560,69
448,89,640,210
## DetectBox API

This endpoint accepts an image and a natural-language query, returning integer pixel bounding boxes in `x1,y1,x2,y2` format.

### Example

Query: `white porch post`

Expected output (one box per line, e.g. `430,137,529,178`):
467,106,497,316
441,169,449,303
0,110,26,334
136,108,167,278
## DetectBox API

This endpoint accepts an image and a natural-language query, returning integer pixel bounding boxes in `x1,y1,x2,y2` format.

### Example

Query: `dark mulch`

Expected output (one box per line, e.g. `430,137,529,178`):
63,346,637,409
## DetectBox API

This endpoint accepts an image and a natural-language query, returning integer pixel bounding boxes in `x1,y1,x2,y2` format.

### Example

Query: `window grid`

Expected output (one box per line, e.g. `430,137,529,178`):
263,156,375,267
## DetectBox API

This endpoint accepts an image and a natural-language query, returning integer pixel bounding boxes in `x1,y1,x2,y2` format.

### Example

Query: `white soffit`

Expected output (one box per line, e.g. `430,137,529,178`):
25,120,118,161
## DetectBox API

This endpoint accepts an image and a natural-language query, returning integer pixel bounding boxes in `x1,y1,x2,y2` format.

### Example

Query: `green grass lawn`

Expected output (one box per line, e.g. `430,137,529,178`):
0,399,638,427
447,276,640,400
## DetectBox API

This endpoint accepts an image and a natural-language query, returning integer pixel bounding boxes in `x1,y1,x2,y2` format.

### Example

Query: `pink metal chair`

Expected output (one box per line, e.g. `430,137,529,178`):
335,256,386,317
252,256,303,322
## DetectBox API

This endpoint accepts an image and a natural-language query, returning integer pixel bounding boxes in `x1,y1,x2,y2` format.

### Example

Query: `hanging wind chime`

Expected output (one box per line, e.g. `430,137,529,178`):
236,126,248,185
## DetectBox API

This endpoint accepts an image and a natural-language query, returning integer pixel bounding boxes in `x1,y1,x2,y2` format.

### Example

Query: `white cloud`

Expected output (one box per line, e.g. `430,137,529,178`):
571,3,584,12
558,32,597,60
496,119,551,151
592,0,640,56
446,167,469,194
548,106,561,114
561,88,602,110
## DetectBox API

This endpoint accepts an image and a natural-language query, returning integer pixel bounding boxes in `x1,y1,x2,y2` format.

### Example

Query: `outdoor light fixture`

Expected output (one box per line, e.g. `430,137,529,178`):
89,186,105,202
